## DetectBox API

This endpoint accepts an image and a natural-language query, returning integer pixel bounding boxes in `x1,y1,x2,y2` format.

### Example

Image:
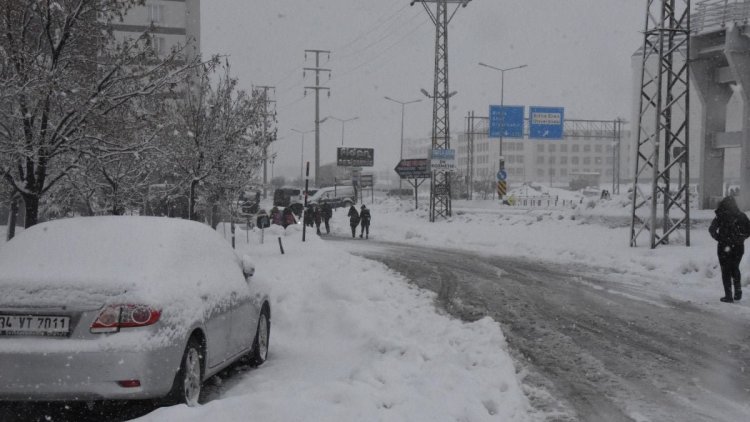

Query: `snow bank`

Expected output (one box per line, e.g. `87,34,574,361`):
136,223,534,421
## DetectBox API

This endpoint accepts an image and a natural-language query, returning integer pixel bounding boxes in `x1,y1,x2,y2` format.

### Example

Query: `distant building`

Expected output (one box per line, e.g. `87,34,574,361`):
111,0,201,61
456,118,630,189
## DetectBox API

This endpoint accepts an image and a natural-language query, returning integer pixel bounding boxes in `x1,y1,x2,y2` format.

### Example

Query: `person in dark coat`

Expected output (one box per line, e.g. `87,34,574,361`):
359,204,371,239
321,202,333,234
282,207,296,228
256,209,270,229
304,204,314,228
347,205,360,238
313,205,323,235
709,195,750,302
270,207,281,226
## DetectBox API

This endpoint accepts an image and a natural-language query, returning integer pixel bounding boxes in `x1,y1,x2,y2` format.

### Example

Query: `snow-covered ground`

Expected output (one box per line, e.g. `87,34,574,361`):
2,188,746,421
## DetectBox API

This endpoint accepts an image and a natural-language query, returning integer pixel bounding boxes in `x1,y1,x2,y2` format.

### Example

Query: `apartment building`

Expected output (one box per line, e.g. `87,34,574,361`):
111,0,201,61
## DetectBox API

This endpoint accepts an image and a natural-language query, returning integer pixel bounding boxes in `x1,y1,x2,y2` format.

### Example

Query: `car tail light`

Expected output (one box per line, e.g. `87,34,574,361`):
90,305,161,333
117,380,141,388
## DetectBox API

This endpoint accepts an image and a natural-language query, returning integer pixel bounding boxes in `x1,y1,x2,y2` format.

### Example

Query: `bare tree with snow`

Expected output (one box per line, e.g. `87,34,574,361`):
0,0,199,229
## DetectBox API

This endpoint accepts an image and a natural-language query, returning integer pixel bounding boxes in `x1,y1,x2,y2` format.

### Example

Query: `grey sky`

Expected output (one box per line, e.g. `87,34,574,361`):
201,0,645,180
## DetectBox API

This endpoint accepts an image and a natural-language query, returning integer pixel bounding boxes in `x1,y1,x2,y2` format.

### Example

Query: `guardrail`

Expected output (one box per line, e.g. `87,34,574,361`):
506,196,583,208
694,0,750,33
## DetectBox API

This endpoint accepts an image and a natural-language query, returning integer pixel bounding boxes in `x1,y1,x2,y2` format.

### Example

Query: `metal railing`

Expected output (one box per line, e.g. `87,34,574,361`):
506,195,582,208
694,0,750,33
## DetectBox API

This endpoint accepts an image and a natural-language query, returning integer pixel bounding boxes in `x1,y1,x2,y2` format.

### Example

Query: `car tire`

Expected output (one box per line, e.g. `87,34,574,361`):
166,336,204,407
249,306,270,367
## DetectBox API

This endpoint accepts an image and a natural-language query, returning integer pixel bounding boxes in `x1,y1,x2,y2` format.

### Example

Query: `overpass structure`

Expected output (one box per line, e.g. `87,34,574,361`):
692,0,750,210
630,0,750,249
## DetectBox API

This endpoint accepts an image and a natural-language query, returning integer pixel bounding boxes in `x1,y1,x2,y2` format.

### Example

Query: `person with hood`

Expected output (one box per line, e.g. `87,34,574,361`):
282,207,296,228
321,202,333,234
347,204,360,238
359,204,371,239
709,195,750,302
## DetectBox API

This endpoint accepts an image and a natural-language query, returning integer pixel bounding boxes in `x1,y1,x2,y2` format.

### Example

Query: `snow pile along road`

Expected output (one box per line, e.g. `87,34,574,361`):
135,224,534,422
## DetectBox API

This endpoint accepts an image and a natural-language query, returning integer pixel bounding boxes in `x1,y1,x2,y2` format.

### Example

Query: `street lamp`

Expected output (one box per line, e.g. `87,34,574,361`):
292,128,314,187
478,62,527,157
385,96,422,193
320,115,359,146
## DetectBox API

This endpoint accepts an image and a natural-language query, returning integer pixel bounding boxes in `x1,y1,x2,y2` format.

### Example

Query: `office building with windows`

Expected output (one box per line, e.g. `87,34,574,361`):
111,0,201,61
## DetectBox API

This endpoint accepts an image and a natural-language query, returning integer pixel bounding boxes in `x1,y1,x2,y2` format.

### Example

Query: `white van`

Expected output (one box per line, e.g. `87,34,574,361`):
308,185,357,209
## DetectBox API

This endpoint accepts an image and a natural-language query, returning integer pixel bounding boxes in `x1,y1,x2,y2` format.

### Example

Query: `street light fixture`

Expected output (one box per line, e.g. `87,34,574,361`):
385,96,422,194
320,115,359,146
478,61,527,158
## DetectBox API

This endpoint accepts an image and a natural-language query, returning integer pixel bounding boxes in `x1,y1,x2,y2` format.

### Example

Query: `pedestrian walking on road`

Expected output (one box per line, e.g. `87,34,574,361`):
348,205,360,238
709,195,750,303
313,205,323,235
359,204,371,239
321,202,333,234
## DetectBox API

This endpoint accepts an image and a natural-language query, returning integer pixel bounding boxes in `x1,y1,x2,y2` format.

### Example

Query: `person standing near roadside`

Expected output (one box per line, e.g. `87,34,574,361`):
313,205,323,235
347,205,359,238
709,195,750,303
321,202,333,234
359,204,371,239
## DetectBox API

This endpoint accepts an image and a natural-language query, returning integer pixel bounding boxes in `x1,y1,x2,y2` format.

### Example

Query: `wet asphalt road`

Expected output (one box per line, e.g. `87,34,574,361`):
342,238,750,422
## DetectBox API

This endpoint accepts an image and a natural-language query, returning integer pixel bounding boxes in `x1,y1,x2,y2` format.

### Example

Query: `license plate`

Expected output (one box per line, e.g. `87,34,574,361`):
0,315,71,337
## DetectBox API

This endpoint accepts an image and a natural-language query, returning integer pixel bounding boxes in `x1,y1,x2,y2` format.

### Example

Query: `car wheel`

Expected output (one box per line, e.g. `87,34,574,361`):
167,337,203,406
250,306,270,366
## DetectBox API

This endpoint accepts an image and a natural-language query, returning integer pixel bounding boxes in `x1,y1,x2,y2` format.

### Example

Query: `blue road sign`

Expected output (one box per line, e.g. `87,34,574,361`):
529,106,564,139
496,170,507,181
489,105,524,138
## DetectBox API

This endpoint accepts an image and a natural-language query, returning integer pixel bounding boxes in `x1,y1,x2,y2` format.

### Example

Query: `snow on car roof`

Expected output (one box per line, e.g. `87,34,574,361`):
0,217,247,311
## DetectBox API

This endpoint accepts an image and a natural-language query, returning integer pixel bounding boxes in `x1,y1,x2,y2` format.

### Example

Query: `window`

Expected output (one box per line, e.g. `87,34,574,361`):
560,144,568,152
549,168,556,176
516,143,524,151
583,144,591,152
594,144,603,153
583,157,591,165
151,36,166,55
537,143,545,152
572,144,580,153
560,156,568,165
561,169,568,176
571,156,579,165
517,155,524,164
548,144,556,153
505,143,514,151
148,5,164,23
595,157,603,165
537,156,545,164
548,156,556,164
536,168,544,177
507,155,515,163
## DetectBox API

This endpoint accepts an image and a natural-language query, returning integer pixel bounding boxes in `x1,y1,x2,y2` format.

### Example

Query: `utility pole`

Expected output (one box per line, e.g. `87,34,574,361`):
413,0,471,222
304,49,331,187
254,85,276,199
630,0,691,249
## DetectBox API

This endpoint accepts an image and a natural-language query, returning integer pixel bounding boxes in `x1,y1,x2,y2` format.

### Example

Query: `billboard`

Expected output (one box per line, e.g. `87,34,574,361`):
337,147,374,167
529,106,564,139
489,105,524,138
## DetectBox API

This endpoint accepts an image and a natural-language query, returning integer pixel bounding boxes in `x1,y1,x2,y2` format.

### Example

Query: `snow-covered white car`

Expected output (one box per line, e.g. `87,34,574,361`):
0,217,270,406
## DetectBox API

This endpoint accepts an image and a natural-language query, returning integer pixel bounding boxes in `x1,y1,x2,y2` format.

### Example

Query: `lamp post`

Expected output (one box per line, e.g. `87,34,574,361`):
292,128,314,188
478,62,527,159
385,96,422,194
320,115,359,146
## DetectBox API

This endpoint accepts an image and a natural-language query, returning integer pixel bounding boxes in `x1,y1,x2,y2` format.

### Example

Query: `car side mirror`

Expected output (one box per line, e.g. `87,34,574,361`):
241,255,255,278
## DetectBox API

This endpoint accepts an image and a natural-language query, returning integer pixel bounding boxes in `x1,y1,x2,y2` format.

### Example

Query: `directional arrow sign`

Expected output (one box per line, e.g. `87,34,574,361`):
394,159,431,179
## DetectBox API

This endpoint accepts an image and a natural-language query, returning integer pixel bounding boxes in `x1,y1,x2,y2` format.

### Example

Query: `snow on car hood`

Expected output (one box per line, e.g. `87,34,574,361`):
0,216,249,331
